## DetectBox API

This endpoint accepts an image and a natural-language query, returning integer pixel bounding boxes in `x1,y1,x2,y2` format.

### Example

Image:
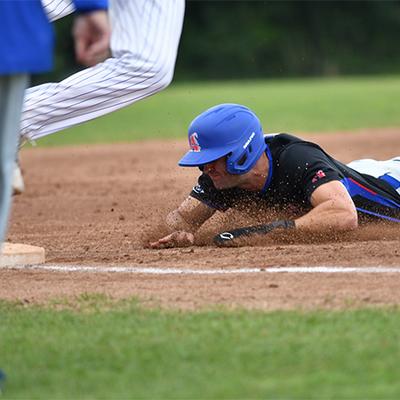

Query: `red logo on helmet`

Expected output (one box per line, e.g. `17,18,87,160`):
312,170,326,183
189,132,201,152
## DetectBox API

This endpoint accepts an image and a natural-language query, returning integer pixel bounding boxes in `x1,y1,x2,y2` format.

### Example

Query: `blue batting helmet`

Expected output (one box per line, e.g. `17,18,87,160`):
178,103,266,174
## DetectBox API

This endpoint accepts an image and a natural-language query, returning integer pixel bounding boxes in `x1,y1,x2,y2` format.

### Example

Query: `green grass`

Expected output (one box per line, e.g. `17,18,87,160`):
1,298,400,399
37,75,400,147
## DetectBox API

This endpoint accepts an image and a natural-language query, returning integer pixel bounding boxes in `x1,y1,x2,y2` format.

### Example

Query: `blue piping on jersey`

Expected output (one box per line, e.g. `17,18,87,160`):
355,207,400,223
341,177,400,209
380,173,400,190
260,144,273,194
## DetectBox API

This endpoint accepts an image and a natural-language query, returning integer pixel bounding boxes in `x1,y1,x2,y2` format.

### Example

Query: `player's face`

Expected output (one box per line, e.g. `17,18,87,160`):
203,157,244,189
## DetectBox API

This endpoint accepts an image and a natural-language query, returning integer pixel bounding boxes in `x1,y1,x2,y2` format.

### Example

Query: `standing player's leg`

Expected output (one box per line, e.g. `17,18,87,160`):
20,0,185,141
0,75,28,242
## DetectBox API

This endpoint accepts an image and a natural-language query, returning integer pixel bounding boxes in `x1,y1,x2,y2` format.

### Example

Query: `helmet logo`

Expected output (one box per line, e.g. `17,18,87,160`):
189,132,201,152
243,132,256,149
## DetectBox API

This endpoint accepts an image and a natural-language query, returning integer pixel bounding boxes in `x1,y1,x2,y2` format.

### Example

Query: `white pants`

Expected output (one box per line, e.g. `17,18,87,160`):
20,0,185,140
347,157,400,195
0,75,28,243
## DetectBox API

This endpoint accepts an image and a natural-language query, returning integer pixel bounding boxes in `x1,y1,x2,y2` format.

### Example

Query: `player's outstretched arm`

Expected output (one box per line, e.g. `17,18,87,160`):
295,180,358,231
149,197,216,249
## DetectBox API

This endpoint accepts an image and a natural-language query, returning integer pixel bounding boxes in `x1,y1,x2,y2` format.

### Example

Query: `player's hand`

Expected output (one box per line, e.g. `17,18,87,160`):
149,231,195,249
73,10,111,67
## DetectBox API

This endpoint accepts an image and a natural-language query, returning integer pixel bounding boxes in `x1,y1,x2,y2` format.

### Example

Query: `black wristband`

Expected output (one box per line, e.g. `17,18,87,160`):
272,219,296,230
213,219,295,245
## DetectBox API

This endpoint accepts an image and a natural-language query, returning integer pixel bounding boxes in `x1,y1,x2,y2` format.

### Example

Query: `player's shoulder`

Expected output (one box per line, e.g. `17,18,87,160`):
265,133,308,149
267,133,329,169
266,133,311,157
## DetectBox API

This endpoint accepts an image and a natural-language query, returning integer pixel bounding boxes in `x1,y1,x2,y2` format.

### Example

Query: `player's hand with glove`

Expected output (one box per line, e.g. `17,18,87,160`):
149,231,195,249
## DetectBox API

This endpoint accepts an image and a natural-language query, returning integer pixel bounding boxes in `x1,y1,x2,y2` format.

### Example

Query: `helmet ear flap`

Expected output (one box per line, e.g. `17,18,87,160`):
226,132,266,174
226,149,248,174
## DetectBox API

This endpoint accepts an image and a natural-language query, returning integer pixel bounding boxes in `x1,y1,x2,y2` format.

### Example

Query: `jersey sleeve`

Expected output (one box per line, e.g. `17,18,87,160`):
73,0,108,12
279,143,344,200
189,174,233,211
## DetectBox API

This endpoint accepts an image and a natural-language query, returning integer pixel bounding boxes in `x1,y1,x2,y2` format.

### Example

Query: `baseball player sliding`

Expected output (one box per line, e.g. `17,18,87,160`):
13,0,185,194
150,103,400,248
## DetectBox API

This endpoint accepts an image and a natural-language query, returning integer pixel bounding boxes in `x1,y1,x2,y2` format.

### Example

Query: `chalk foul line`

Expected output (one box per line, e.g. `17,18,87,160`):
4,264,400,275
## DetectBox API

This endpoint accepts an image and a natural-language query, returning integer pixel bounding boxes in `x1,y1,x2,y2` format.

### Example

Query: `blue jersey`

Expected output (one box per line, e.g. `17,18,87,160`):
0,0,107,75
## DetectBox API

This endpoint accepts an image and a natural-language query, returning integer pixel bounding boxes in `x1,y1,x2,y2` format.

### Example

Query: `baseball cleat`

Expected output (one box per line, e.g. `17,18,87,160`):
12,161,25,195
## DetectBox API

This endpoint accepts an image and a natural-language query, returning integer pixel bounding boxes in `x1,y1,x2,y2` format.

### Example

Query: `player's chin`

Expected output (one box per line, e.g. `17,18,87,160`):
211,177,231,190
213,181,229,190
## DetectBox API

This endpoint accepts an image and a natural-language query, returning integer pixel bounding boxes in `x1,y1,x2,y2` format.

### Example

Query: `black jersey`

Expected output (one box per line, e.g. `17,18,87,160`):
190,134,400,222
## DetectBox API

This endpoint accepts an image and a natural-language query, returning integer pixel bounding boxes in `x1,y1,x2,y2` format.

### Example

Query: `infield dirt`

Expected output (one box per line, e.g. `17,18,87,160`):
1,129,400,310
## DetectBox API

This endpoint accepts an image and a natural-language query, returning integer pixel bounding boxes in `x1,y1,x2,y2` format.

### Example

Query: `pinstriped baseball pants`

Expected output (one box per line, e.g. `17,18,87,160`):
20,0,185,141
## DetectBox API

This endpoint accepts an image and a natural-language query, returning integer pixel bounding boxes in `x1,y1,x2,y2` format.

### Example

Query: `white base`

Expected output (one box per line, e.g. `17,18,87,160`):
0,243,45,267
